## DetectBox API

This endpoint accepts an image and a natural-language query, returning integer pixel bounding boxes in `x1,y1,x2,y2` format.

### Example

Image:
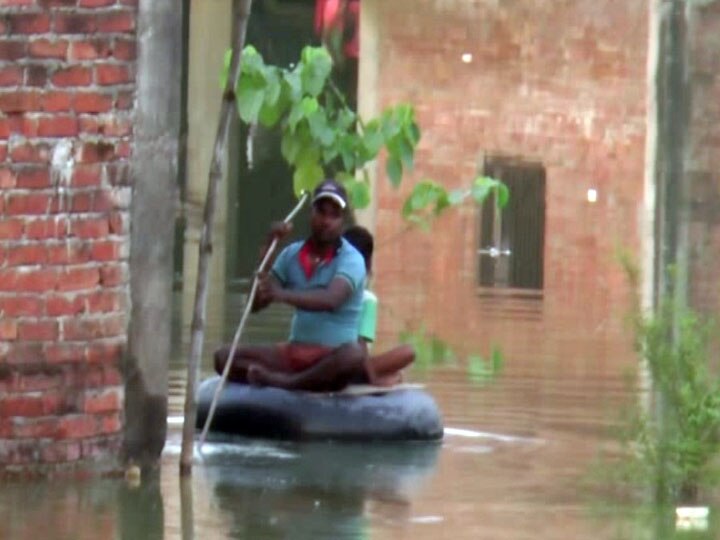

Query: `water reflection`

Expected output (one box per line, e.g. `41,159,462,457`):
119,475,164,540
0,475,163,540
3,451,718,540
200,439,440,497
164,437,439,540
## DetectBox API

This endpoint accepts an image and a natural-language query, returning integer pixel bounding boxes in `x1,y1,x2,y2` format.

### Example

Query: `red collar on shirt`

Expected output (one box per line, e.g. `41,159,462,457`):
298,239,339,279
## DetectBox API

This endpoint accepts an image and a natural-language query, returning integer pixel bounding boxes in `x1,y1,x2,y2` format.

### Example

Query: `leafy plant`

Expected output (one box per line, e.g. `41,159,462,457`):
223,45,508,219
222,45,420,206
402,175,510,229
629,301,720,503
591,254,720,504
467,345,504,386
399,326,504,385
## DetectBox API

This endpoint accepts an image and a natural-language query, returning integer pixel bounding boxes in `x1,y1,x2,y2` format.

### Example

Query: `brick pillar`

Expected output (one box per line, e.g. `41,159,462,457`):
0,0,136,474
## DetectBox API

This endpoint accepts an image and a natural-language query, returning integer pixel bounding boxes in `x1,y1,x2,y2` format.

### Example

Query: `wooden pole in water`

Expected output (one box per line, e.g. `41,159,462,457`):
198,194,308,449
179,0,254,477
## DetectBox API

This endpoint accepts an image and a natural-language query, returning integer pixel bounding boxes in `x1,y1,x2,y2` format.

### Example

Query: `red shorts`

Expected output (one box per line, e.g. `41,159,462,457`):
277,343,334,372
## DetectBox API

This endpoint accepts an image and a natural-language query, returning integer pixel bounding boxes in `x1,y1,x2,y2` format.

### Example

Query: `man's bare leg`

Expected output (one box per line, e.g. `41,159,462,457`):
248,343,366,391
366,345,415,386
213,344,285,383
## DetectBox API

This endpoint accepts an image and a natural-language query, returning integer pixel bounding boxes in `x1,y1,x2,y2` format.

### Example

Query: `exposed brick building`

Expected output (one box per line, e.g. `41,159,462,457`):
0,0,136,474
360,0,720,378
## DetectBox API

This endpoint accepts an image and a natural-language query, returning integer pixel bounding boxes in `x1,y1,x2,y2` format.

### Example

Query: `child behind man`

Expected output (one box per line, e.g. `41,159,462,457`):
343,226,415,386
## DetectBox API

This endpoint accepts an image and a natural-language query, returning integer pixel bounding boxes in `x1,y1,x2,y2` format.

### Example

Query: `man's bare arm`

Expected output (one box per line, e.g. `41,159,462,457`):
250,222,292,313
266,276,353,312
251,273,280,313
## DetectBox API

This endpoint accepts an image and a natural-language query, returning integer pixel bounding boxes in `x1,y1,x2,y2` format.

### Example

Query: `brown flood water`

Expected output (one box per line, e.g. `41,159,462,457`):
0,291,716,539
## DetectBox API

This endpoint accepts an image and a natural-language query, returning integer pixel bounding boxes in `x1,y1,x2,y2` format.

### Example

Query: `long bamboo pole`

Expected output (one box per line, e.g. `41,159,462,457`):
179,0,254,476
197,194,308,449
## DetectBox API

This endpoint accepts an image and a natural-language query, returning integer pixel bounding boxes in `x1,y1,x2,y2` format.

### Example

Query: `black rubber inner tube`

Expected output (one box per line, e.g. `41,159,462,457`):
195,376,444,442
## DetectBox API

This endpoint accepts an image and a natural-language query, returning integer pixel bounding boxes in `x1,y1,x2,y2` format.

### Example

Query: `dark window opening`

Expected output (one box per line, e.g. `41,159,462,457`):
478,156,546,292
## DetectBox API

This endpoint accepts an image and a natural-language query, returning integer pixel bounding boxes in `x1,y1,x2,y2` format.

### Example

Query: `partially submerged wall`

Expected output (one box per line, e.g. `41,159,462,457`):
362,0,648,377
0,0,135,474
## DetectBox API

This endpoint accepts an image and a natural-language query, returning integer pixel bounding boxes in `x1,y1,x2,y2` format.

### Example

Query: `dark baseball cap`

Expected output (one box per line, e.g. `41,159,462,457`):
312,179,348,209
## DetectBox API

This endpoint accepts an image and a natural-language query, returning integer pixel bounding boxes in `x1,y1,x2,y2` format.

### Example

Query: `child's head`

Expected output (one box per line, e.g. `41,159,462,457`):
344,225,374,274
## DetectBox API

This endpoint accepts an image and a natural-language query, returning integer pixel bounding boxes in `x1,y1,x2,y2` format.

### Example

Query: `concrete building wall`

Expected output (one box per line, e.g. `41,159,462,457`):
685,1,720,318
0,0,136,473
181,0,232,348
363,0,649,377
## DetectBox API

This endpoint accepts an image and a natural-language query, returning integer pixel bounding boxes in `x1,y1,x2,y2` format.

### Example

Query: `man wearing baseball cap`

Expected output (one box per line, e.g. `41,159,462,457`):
214,179,368,390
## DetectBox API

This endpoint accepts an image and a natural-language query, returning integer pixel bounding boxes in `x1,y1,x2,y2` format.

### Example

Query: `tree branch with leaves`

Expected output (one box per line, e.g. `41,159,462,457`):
223,44,508,221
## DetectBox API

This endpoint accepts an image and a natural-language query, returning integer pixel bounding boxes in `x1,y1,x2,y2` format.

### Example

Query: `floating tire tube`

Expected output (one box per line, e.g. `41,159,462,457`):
195,376,444,442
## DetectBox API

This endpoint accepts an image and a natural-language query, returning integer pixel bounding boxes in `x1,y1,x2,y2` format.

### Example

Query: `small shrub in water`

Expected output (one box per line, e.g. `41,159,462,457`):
626,301,720,504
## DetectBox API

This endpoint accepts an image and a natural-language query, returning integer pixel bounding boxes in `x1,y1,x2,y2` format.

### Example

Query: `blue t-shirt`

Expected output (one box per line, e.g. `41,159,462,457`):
271,237,366,347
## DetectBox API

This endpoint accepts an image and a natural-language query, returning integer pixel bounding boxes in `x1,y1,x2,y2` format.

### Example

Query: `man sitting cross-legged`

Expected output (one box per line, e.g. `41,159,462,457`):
213,179,368,392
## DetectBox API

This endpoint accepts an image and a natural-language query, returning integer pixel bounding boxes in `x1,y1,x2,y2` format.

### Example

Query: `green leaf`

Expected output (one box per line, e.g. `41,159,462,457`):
471,176,494,205
336,107,356,131
402,180,458,222
495,182,510,209
241,45,264,72
361,120,383,157
467,354,492,385
346,179,371,209
490,345,504,374
280,132,303,164
257,69,288,127
293,159,324,197
258,94,285,127
380,112,400,140
406,121,421,145
398,137,414,170
294,143,321,170
403,181,428,216
352,182,371,210
433,191,450,215
322,145,339,164
413,180,439,209
308,109,335,146
263,68,282,105
288,96,318,131
236,75,265,124
396,103,413,124
338,136,356,171
300,96,319,116
287,101,305,130
472,176,510,209
300,46,333,97
386,155,403,187
284,69,302,101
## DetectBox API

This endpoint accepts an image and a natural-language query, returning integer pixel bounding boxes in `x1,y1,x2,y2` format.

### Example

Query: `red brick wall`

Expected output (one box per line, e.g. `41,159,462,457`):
370,0,648,377
0,0,134,473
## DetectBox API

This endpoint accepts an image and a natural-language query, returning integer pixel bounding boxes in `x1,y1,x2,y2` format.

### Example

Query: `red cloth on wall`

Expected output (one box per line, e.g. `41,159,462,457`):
314,0,360,59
